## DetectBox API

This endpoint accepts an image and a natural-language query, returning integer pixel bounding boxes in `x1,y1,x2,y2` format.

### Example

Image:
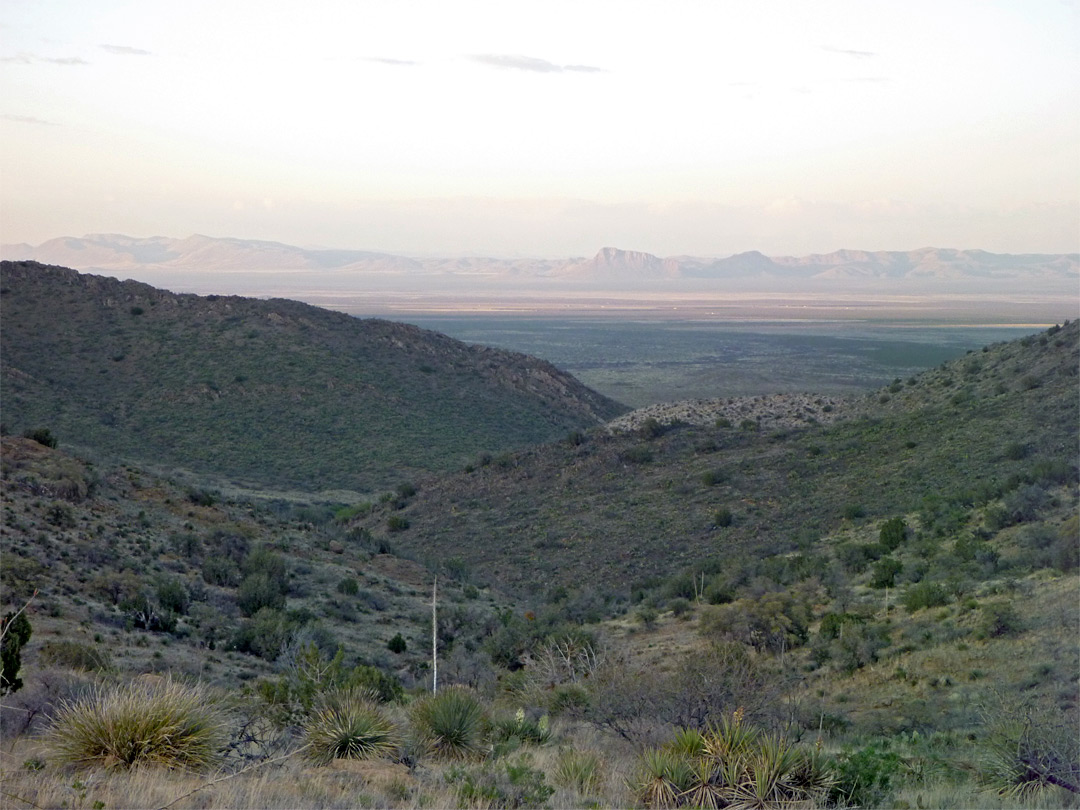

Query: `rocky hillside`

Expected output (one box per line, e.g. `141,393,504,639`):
0,261,625,493
345,321,1078,598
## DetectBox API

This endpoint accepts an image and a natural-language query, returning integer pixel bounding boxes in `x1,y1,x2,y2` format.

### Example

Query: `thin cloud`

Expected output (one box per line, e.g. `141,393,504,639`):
365,57,418,66
822,45,876,58
468,54,603,73
1,52,88,65
1,113,59,126
100,44,152,56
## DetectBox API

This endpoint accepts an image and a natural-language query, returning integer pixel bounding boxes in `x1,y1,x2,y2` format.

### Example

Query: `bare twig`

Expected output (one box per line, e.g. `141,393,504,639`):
156,743,311,810
0,591,38,644
1,789,45,809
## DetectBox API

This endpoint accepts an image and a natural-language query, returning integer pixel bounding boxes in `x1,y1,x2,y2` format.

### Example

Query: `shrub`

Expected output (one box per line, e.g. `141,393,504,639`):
902,581,949,612
336,577,359,596
879,517,907,551
387,632,407,654
303,687,399,764
978,602,1023,638
156,578,189,615
386,515,410,532
701,469,726,486
23,427,57,448
39,640,111,672
411,686,486,759
713,508,734,528
237,572,287,617
201,556,239,587
830,744,902,807
843,503,866,520
869,557,902,589
446,756,555,808
46,678,225,770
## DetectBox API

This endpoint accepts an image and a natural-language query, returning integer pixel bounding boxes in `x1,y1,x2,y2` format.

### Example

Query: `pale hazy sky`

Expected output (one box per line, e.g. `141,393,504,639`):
1,0,1077,257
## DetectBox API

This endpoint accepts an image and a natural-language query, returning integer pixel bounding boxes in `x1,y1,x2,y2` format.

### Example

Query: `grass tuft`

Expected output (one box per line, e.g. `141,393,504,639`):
46,677,225,771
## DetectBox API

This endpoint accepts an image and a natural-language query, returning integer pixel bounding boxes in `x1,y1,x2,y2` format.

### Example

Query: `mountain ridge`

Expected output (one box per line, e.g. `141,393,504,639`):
0,261,625,493
4,234,1076,287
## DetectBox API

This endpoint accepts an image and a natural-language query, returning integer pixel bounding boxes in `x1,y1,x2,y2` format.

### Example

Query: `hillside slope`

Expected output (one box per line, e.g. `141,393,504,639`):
0,261,625,492
348,321,1079,599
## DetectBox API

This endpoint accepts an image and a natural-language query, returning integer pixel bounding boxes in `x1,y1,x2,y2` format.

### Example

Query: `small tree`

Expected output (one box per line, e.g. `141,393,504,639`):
1,610,32,695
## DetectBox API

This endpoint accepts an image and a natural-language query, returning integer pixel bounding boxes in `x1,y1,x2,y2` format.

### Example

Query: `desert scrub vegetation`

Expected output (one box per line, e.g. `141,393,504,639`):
410,685,487,759
633,711,835,808
302,686,399,764
45,677,226,770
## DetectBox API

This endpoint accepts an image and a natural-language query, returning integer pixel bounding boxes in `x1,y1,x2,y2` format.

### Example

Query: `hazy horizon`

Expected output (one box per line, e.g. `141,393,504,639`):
2,1,1077,257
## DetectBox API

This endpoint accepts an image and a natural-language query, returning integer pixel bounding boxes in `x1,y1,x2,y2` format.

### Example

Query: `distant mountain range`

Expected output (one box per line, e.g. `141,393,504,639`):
3,234,1076,290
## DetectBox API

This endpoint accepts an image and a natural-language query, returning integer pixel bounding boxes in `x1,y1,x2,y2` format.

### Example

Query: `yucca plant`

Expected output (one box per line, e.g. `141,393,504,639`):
666,727,708,759
410,685,486,759
703,709,759,764
303,686,399,765
46,677,225,771
634,748,696,809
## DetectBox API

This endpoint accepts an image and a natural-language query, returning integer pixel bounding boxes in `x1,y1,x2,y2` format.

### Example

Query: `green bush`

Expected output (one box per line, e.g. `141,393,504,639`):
386,515,410,532
46,678,225,770
336,577,359,596
303,687,399,764
713,508,734,528
411,686,486,759
201,556,239,587
869,557,903,589
902,581,950,612
237,572,287,617
156,578,189,615
830,744,902,807
978,602,1023,638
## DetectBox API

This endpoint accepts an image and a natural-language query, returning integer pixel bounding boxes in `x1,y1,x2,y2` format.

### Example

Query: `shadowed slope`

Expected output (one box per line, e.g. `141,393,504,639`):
0,261,625,492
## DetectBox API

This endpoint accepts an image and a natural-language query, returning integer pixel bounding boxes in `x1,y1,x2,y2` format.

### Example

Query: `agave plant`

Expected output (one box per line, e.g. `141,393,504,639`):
303,686,399,764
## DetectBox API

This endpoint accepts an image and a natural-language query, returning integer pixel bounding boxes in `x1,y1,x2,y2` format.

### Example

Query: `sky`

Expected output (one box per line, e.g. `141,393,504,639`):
1,0,1078,258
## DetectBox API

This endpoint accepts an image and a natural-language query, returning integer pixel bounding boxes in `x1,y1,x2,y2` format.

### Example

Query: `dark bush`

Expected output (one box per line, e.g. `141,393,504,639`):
1,611,32,695
387,632,407,654
23,428,57,448
713,508,734,528
237,573,287,617
878,517,907,551
869,557,902,589
201,556,239,587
